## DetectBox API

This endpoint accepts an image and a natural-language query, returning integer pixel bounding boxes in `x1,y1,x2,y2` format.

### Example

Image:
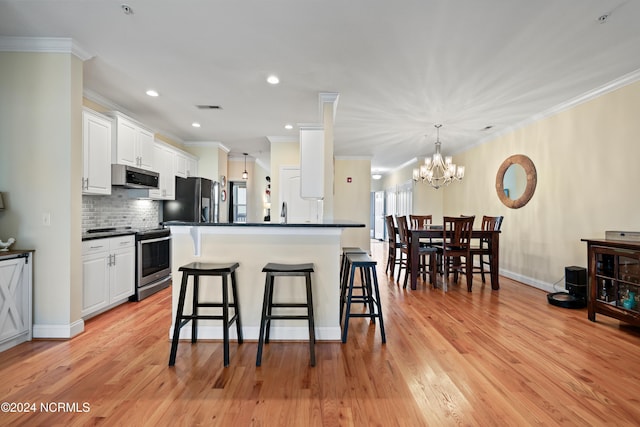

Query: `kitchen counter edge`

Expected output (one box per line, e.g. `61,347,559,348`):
82,230,138,241
163,220,365,228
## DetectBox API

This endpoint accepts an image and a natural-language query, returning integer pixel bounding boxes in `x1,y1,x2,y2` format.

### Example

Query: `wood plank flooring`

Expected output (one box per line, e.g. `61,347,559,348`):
2,241,640,425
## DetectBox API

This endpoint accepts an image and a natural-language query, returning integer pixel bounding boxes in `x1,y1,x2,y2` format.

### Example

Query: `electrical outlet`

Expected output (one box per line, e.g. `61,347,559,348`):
42,213,51,226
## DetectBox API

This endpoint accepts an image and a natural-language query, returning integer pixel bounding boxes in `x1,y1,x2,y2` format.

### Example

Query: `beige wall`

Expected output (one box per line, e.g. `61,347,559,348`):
0,52,84,337
187,144,219,181
444,80,640,291
334,158,371,251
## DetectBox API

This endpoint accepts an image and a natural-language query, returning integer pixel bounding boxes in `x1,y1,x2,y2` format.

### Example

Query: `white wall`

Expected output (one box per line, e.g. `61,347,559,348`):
0,52,84,337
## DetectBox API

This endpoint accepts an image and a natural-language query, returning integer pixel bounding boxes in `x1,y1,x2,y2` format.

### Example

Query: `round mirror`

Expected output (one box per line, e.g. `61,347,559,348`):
496,154,536,209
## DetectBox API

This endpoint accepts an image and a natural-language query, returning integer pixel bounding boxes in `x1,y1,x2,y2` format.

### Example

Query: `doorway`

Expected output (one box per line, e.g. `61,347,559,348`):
228,181,247,223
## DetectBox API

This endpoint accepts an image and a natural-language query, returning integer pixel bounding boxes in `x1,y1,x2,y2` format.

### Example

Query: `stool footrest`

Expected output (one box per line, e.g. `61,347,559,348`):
264,315,311,320
269,303,309,308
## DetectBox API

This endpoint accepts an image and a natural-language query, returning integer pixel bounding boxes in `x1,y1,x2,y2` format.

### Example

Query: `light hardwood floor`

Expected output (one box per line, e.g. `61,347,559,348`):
2,241,640,426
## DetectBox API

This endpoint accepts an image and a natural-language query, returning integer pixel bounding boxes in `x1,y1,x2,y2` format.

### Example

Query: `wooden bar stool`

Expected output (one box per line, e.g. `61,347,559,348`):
168,262,243,367
339,247,368,319
341,252,386,344
256,263,316,367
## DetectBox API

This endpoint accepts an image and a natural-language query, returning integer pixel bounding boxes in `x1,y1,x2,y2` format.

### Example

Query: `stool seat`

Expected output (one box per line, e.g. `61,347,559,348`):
169,261,243,368
257,262,316,367
179,262,239,274
262,262,314,273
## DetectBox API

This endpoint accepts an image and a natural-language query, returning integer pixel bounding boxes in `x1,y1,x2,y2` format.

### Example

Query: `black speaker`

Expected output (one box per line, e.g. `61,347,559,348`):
565,266,587,297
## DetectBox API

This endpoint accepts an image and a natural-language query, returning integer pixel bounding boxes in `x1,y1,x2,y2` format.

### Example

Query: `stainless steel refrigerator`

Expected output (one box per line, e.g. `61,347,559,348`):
163,176,220,223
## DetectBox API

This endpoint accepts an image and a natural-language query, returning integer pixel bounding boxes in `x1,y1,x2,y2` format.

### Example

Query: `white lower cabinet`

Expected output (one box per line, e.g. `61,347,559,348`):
0,252,32,352
82,236,135,318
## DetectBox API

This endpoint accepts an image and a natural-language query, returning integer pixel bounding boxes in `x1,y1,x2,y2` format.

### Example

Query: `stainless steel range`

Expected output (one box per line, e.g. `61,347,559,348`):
134,227,172,301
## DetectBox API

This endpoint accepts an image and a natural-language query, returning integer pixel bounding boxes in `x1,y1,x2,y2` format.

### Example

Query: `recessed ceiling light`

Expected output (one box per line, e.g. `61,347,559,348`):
146,90,159,97
284,124,293,130
192,122,201,128
267,75,280,85
372,174,382,180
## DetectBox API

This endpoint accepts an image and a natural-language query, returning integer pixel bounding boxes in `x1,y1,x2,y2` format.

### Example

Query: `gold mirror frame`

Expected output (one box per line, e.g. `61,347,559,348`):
495,154,537,209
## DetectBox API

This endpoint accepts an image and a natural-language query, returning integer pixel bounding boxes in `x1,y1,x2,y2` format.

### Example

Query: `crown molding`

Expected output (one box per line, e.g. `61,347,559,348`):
334,155,372,161
297,123,324,131
184,141,229,152
319,92,340,122
0,36,93,60
267,136,298,144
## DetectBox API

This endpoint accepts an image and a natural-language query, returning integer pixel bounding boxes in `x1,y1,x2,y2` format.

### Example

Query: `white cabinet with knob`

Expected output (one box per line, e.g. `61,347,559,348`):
81,235,135,319
109,112,155,171
82,109,112,195
0,252,33,353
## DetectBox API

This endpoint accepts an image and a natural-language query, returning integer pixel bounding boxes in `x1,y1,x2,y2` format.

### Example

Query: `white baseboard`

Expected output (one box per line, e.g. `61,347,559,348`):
500,268,561,294
168,325,342,341
33,319,85,339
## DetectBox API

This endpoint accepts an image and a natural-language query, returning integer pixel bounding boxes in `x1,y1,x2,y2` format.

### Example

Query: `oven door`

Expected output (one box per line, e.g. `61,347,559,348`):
137,236,171,288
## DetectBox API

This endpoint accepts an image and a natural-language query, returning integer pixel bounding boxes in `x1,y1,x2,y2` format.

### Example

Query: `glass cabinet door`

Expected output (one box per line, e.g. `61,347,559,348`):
595,250,640,311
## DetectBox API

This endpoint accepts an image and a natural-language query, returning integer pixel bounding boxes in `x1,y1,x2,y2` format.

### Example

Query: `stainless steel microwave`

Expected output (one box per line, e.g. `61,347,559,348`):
111,164,159,189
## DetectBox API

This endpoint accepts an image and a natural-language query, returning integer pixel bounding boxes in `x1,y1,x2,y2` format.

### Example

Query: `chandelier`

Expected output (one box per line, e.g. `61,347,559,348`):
413,124,465,189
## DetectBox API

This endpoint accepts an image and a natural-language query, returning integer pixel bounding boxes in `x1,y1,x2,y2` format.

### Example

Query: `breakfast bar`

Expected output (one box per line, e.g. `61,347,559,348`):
165,221,365,341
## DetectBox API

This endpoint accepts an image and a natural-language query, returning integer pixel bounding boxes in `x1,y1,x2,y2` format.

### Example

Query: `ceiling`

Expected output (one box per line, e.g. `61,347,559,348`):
1,0,639,174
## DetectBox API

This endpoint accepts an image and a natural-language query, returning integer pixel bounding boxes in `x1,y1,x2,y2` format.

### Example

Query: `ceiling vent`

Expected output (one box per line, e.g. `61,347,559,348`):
196,105,222,110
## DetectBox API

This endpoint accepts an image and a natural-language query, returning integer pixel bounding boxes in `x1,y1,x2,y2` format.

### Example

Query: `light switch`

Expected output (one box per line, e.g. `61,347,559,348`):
42,213,51,226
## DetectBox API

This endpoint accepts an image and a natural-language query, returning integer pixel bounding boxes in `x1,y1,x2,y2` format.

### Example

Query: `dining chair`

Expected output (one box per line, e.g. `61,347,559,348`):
384,215,401,276
409,215,432,229
441,215,475,291
470,215,504,283
396,215,438,288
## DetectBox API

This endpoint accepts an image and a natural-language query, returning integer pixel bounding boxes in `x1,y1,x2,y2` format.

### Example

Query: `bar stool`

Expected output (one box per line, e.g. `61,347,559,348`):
168,262,243,367
339,247,369,321
341,252,386,344
256,263,315,367
340,247,366,287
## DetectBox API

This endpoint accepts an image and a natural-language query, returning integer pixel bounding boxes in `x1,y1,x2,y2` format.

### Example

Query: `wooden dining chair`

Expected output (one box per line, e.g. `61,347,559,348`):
384,215,401,276
396,215,438,288
470,215,504,283
409,215,432,229
441,215,475,291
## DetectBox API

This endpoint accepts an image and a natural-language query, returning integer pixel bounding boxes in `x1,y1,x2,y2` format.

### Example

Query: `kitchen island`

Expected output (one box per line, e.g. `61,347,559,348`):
165,221,365,341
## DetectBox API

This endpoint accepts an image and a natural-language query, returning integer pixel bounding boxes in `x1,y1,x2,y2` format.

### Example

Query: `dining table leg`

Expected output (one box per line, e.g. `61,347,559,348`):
490,233,500,290
410,238,418,290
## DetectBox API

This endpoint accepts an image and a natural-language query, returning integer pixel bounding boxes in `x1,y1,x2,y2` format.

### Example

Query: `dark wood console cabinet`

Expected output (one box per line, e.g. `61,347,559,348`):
582,238,640,326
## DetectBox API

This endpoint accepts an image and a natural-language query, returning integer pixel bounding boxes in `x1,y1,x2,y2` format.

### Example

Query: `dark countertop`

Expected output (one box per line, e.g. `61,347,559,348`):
82,229,137,241
163,220,365,228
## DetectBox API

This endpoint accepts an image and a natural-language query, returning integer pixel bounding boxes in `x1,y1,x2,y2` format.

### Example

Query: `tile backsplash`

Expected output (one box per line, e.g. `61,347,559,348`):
82,187,160,232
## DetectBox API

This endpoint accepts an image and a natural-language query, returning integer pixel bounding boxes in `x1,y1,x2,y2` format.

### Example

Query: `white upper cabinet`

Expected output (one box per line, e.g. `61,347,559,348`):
109,112,156,171
175,151,198,178
82,109,112,195
149,142,176,200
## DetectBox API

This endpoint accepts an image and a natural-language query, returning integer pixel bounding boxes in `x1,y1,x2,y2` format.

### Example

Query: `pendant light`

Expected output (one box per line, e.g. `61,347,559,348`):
242,153,249,180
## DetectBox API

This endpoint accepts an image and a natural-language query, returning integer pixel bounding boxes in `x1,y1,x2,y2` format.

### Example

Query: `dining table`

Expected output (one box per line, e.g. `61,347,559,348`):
409,227,501,291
